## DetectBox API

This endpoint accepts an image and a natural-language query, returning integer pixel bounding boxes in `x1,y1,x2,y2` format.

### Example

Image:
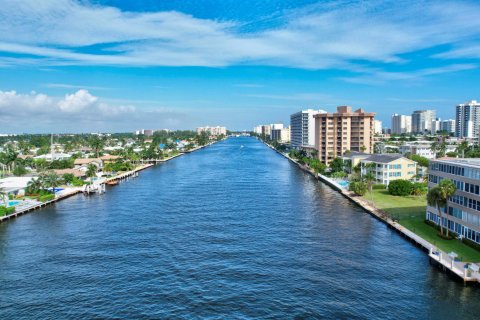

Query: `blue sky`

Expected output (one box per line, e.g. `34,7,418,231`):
0,0,479,133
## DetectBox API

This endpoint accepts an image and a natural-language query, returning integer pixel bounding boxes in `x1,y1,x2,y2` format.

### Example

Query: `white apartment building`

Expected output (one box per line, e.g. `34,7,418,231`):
271,127,291,143
391,114,412,134
456,100,480,139
427,158,480,244
431,118,442,134
374,120,383,135
399,144,436,160
412,110,436,133
290,109,326,148
196,126,227,136
253,126,263,135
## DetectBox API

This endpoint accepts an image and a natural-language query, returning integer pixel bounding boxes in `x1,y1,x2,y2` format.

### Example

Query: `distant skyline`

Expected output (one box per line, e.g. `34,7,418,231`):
1,0,480,133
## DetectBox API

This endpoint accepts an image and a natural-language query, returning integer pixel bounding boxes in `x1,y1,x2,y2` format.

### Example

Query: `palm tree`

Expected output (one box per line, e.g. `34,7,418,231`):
456,140,469,158
427,179,457,237
26,178,43,195
43,172,63,194
89,136,105,158
86,164,97,180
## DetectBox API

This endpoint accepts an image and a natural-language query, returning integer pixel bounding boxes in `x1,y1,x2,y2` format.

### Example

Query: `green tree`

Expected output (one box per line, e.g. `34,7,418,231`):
408,154,429,168
456,140,469,158
89,136,105,158
42,172,63,194
427,179,457,237
329,157,343,173
86,164,97,179
388,180,414,196
13,165,27,176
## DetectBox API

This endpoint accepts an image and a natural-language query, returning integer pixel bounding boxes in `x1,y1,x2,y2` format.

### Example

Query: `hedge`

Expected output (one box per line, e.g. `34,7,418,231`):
0,206,15,217
39,194,55,202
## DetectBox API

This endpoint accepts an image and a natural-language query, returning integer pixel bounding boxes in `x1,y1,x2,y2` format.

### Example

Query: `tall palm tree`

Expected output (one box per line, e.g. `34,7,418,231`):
89,136,104,158
86,164,97,179
26,178,43,194
427,179,457,237
43,172,63,194
456,140,469,158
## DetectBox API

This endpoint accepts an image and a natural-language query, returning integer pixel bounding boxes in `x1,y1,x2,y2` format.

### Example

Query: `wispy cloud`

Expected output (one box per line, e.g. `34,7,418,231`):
339,63,477,85
43,83,112,90
0,0,479,74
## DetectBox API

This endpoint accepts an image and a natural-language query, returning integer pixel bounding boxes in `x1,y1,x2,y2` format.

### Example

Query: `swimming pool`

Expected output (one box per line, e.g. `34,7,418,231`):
338,181,349,189
7,200,20,207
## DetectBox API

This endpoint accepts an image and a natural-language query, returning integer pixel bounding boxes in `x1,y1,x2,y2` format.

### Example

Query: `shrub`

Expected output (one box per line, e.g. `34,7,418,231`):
39,194,55,202
349,181,368,196
0,206,15,216
13,165,28,176
412,182,428,196
372,184,386,190
462,237,480,251
71,178,85,186
331,171,347,179
388,179,414,196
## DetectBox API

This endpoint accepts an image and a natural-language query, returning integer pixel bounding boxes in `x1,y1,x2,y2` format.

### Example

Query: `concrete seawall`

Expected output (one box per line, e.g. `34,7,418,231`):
263,140,480,284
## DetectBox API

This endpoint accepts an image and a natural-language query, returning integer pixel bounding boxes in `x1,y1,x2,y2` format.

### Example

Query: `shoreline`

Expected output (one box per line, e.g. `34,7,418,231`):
262,140,480,285
0,139,224,224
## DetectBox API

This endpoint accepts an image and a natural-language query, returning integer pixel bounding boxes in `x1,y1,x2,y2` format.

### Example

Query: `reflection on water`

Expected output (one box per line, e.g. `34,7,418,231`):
0,137,479,319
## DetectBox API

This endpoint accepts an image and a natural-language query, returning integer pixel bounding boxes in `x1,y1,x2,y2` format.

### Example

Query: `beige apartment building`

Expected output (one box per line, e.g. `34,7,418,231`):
314,106,375,164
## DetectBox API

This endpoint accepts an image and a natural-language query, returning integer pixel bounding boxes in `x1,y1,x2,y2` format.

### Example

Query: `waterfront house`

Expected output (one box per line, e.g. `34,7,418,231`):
52,169,87,179
74,158,103,171
34,153,72,161
360,154,417,186
99,155,121,163
427,158,480,244
0,177,34,196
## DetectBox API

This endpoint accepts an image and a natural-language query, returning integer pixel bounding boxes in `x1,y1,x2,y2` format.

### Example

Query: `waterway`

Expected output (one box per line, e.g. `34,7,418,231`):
1,137,479,319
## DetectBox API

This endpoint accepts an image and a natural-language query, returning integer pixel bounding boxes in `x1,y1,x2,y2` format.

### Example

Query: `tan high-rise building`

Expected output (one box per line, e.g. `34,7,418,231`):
314,106,376,164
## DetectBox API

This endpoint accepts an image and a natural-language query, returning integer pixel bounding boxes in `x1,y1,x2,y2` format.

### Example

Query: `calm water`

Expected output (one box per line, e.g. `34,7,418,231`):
1,137,479,319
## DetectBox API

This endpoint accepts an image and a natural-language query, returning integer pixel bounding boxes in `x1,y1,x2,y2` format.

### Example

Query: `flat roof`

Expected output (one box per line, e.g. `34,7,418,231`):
434,157,480,169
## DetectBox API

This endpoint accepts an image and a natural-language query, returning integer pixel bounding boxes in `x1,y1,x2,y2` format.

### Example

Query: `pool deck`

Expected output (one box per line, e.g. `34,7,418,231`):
263,140,480,285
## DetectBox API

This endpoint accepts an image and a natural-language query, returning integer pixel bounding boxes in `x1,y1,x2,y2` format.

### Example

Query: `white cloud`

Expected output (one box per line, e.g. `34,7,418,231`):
58,89,98,112
0,0,479,72
0,89,164,132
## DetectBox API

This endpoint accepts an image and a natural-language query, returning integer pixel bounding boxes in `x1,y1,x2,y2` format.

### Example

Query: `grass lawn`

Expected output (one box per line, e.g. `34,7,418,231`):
365,189,480,262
